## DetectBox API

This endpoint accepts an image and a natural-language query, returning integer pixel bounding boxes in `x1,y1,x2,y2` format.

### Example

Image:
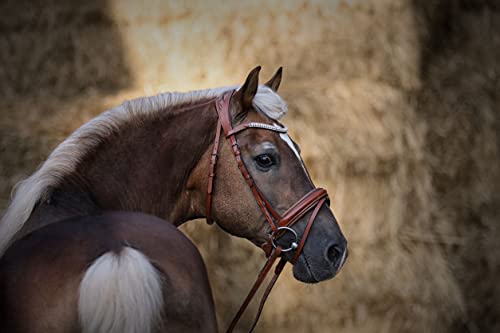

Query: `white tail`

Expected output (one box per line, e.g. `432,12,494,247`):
78,247,164,333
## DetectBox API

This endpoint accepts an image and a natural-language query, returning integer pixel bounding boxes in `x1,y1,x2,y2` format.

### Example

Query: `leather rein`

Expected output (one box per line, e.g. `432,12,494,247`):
206,90,329,332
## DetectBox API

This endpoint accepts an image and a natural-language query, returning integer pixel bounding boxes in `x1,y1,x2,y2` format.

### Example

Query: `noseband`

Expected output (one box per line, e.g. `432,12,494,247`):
206,91,329,332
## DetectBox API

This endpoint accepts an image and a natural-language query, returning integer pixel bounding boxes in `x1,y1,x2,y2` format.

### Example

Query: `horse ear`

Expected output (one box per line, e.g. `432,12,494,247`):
233,66,261,115
264,67,282,92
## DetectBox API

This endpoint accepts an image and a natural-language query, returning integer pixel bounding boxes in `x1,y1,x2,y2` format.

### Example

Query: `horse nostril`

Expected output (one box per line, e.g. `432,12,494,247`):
326,244,343,265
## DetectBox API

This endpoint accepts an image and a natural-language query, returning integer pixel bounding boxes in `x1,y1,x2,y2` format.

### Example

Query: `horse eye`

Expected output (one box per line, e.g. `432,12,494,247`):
255,154,274,169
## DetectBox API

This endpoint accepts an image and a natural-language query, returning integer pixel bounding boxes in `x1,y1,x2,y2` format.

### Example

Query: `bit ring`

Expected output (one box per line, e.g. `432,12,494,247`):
271,226,299,252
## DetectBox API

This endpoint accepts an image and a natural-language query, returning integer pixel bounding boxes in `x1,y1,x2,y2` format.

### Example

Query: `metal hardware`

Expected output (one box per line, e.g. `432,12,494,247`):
271,226,299,252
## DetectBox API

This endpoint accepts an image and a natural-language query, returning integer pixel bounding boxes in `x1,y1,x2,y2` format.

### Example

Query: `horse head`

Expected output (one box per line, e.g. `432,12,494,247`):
201,67,348,283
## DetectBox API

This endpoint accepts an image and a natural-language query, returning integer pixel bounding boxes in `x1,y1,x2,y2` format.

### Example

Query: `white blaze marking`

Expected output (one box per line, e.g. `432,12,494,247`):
279,132,302,161
278,132,312,181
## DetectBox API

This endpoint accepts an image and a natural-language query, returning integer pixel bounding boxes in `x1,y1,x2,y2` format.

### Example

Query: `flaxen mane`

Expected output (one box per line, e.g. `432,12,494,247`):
0,85,287,255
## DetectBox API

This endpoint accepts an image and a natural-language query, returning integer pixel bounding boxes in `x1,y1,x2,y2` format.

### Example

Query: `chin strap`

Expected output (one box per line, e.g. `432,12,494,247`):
206,91,330,332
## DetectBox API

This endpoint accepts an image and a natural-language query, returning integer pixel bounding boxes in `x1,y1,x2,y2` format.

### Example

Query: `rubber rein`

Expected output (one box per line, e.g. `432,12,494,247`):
206,90,329,332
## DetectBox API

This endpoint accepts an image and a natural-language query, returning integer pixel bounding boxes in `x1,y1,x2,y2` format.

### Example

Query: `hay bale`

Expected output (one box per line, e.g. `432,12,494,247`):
413,1,500,330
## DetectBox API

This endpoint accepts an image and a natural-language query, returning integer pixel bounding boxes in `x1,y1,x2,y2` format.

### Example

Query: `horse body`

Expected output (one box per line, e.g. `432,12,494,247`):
0,212,217,333
0,67,348,332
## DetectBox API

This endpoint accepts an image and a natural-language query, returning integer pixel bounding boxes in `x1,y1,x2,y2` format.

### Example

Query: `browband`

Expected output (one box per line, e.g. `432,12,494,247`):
227,122,287,137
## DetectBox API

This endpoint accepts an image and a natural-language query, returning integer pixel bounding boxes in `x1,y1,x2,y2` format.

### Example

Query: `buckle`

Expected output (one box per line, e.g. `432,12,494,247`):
271,226,299,252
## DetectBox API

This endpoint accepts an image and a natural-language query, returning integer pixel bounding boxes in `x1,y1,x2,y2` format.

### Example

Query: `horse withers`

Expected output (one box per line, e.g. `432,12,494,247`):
0,67,347,332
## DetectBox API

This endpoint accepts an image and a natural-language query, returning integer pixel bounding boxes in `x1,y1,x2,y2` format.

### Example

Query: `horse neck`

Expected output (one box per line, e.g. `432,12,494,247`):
78,100,217,225
19,99,218,240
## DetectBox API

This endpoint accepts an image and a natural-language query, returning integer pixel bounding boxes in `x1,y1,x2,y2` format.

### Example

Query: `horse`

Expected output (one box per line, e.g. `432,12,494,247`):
0,66,348,332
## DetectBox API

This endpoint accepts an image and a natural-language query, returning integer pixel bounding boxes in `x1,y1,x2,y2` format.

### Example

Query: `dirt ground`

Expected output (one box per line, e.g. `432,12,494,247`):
1,0,499,332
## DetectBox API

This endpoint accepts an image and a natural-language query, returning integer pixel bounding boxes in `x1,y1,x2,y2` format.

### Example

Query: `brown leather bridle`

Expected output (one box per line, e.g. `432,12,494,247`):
206,90,329,332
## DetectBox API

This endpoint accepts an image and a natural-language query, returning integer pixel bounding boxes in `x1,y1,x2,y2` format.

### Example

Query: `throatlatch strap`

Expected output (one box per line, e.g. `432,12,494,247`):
206,120,223,225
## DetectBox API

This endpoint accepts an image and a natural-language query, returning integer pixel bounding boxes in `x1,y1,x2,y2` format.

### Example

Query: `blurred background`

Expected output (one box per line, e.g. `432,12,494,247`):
1,0,499,332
